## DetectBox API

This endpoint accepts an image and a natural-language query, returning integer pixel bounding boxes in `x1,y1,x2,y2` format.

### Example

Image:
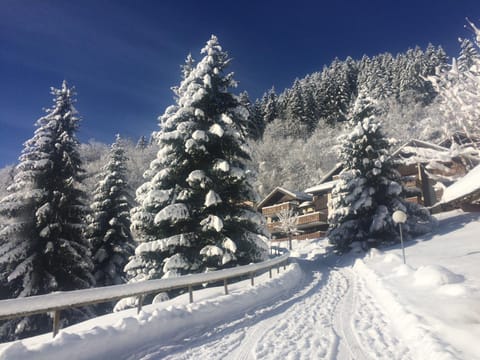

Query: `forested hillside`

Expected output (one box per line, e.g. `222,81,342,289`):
249,40,480,195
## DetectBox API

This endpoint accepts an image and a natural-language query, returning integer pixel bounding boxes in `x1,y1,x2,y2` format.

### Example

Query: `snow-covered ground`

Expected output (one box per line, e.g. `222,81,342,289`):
0,210,478,360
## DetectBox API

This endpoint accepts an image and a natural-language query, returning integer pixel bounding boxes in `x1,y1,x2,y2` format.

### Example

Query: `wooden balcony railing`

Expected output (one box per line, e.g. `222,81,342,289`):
296,211,327,225
267,211,328,234
261,202,296,216
273,231,326,242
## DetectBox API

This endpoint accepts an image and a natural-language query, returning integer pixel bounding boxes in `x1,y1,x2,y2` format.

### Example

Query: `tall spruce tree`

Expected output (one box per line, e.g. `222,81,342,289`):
0,81,94,340
328,113,436,252
86,135,134,290
125,36,268,289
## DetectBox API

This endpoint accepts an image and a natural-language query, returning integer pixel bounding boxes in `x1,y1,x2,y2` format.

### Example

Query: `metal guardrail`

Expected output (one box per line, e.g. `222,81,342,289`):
0,252,290,338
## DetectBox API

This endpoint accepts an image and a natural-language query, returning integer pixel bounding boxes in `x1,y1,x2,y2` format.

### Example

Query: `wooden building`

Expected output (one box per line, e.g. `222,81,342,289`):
257,138,479,242
256,187,331,242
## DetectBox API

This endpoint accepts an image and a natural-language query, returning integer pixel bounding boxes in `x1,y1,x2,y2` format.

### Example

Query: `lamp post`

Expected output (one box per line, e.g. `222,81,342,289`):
392,210,407,264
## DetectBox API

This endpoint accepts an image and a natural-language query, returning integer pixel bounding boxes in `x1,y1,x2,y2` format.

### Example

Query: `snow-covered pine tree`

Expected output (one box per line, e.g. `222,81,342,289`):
125,36,269,289
328,113,436,252
0,81,94,340
238,91,263,140
136,136,148,151
86,135,134,293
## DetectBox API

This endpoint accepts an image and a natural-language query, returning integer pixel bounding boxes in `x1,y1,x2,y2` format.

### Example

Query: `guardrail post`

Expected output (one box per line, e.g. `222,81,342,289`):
277,265,280,274
188,285,193,303
283,260,287,270
250,272,255,286
137,295,144,314
269,267,272,279
224,279,228,295
52,310,61,338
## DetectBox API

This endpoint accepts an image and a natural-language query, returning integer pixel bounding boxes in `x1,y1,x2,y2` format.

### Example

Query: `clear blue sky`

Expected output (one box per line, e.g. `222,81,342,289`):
1,0,480,167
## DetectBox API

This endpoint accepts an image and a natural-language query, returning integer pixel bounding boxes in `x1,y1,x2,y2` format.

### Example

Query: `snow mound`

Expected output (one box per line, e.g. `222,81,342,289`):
367,248,384,258
391,264,414,277
383,253,403,263
413,265,464,287
436,284,469,297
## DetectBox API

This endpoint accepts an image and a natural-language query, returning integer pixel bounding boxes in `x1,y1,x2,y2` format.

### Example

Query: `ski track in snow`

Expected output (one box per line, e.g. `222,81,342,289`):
127,254,412,360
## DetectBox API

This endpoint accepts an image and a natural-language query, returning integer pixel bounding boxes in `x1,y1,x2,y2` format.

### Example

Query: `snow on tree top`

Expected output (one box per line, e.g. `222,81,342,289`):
200,214,223,232
222,237,237,253
162,253,190,273
154,203,189,225
135,233,195,256
220,114,233,125
229,166,245,180
209,123,224,137
205,190,222,207
192,130,208,142
187,170,212,189
142,189,173,208
200,245,223,257
213,159,230,172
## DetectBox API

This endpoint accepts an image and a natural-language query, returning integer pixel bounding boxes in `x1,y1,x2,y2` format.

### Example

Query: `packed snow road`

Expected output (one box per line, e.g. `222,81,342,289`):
128,245,411,360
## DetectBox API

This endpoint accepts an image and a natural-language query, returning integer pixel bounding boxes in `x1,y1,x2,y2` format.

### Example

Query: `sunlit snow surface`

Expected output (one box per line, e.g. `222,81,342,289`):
1,210,479,360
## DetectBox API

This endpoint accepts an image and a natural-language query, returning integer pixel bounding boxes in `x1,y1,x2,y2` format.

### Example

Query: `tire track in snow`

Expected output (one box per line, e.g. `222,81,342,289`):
254,267,348,360
128,252,414,360
127,259,318,360
331,265,413,360
349,269,412,360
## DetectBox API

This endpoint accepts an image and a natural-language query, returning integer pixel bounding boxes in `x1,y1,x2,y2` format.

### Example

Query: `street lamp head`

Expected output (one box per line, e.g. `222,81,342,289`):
392,210,407,224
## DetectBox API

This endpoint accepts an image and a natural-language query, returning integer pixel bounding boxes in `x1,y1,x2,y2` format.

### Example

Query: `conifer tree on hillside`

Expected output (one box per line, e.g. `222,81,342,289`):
238,91,264,140
261,87,279,124
136,135,148,151
86,135,134,291
125,36,269,288
328,112,436,252
0,81,94,340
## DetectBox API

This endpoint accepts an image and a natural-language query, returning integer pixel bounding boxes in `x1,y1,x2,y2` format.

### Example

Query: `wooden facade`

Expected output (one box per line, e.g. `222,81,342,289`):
257,185,334,242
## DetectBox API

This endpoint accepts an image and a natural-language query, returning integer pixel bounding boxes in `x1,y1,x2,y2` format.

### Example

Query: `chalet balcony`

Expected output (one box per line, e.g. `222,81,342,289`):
266,211,328,234
296,211,328,227
261,202,296,216
273,230,326,242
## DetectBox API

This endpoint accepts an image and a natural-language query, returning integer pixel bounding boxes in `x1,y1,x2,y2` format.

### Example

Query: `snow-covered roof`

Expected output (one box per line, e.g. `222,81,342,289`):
317,163,343,184
391,139,448,158
304,180,339,194
299,201,313,208
257,187,312,209
439,164,480,204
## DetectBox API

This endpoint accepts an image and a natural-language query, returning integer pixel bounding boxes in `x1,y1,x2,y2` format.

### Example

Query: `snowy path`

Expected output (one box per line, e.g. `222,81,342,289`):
127,252,411,360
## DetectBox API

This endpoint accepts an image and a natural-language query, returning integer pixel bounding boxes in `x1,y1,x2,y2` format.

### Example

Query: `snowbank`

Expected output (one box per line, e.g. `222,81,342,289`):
0,263,302,360
355,210,480,360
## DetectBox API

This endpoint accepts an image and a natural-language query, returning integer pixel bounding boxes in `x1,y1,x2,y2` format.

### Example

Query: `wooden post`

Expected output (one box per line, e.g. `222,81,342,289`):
224,279,228,295
269,267,272,278
137,295,144,314
52,310,61,338
250,272,255,286
188,285,193,303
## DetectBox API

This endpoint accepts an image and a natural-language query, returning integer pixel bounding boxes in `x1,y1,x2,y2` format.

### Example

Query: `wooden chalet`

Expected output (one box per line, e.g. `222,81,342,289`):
256,187,331,242
257,138,480,243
